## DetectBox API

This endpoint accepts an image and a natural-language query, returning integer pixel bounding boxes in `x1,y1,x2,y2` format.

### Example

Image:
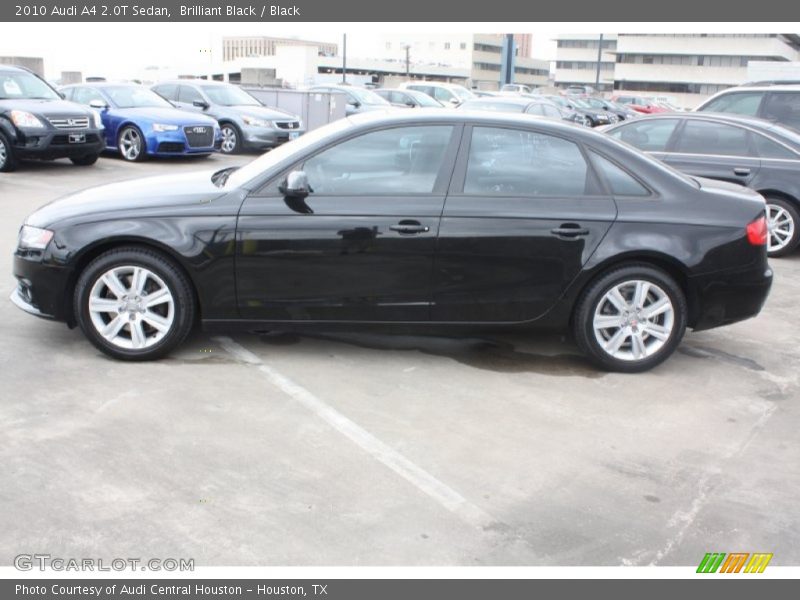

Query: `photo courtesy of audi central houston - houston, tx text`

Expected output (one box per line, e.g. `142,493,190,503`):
1,8,799,597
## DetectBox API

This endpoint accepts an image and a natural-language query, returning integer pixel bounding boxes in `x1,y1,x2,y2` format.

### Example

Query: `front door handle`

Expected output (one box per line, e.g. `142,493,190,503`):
733,167,751,176
390,220,430,234
551,223,590,238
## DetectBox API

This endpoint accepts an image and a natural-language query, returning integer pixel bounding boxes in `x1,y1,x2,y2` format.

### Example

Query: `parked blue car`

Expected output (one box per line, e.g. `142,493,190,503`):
61,83,221,161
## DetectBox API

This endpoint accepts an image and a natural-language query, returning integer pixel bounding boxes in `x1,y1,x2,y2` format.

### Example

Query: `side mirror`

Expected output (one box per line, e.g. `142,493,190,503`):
280,170,311,198
89,99,108,110
347,100,361,108
406,101,416,108
449,98,459,105
193,100,210,109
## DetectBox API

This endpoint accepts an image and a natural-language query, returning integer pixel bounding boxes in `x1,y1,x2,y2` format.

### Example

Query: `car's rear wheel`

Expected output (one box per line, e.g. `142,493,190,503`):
74,247,195,360
765,197,799,257
0,131,18,172
118,126,147,162
573,265,687,373
219,123,241,154
70,153,99,166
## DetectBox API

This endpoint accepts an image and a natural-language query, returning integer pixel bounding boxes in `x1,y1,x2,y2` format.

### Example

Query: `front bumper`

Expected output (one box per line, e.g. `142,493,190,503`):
13,126,105,160
11,252,73,323
242,126,305,150
690,264,773,331
146,128,221,156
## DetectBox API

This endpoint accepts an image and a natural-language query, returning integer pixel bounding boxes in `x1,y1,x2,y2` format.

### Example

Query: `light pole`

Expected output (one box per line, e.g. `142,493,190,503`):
342,33,347,84
404,44,411,80
595,33,604,90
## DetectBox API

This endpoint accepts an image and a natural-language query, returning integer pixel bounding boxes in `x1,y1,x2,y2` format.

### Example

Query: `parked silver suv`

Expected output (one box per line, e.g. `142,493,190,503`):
696,83,800,132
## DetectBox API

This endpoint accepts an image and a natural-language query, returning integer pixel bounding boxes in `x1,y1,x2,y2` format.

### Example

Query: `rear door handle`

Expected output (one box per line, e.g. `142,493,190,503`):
390,220,430,234
551,224,590,238
733,167,751,176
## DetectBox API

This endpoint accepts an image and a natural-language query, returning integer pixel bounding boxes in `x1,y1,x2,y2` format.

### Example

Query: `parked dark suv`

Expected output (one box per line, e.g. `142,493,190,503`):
0,66,104,172
696,84,800,132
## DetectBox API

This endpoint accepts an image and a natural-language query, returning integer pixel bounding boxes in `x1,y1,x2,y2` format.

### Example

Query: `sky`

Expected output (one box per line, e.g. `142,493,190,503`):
0,23,557,79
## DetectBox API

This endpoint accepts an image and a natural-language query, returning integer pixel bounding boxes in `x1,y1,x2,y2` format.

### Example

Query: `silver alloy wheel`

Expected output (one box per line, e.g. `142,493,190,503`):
220,126,237,153
0,137,7,168
592,279,675,362
767,203,795,253
119,128,142,161
88,265,175,350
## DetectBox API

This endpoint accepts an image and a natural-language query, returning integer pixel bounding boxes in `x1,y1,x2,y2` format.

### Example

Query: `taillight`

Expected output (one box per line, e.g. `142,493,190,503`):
746,214,768,246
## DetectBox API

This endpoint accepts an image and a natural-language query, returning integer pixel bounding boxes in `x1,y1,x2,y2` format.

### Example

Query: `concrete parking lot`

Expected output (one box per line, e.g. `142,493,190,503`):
1,153,798,567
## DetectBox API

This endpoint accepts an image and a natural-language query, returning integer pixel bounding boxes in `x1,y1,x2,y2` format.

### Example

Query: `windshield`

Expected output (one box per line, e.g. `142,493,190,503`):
346,87,390,106
408,90,442,107
200,85,260,106
223,118,354,189
104,86,173,108
0,71,60,100
570,98,593,109
451,86,476,101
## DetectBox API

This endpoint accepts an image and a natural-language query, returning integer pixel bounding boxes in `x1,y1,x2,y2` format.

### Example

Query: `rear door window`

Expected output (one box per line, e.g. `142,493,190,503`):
674,120,751,156
700,91,763,116
464,127,589,197
590,152,650,196
762,92,800,131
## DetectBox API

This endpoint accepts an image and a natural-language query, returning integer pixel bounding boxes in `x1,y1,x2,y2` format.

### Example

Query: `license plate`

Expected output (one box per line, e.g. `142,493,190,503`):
68,133,86,144
289,132,300,140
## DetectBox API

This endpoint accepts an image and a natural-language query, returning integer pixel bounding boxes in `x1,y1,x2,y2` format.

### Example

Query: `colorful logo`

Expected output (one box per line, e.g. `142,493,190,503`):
697,552,773,573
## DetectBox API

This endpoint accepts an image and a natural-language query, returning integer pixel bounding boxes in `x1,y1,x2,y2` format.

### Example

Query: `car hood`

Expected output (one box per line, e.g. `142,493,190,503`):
0,98,93,117
111,107,218,126
26,170,227,228
233,105,297,120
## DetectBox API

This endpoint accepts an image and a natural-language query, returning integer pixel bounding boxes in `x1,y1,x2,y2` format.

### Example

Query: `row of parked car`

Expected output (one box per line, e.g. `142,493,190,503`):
0,65,304,170
3,64,800,257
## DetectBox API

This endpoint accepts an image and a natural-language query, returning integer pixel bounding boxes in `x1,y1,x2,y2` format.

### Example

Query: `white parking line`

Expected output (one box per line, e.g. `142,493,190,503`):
212,335,497,530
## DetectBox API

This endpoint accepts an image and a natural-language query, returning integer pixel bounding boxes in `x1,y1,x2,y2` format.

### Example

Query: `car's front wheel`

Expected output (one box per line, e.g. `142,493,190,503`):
118,126,147,162
765,197,800,257
573,265,687,372
74,247,195,360
0,130,18,172
219,123,242,154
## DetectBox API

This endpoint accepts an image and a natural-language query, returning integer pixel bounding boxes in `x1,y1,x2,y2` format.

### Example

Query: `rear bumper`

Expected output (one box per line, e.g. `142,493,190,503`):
690,263,773,331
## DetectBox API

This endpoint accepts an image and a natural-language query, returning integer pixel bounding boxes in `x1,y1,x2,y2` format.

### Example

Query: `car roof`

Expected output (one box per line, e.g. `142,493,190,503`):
154,80,226,86
609,111,800,149
344,108,602,139
0,65,28,73
461,96,551,107
734,83,800,91
62,82,141,88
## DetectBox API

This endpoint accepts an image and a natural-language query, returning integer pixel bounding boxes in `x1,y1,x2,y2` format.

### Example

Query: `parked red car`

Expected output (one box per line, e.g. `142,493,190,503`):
612,95,669,114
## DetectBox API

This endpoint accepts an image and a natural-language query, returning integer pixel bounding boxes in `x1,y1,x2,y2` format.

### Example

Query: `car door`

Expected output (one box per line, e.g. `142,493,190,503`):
662,119,761,186
432,124,617,323
236,123,462,322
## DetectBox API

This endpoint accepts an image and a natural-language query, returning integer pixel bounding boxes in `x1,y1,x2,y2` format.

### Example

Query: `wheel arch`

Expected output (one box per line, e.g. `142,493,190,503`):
757,188,800,211
567,251,697,328
63,237,201,328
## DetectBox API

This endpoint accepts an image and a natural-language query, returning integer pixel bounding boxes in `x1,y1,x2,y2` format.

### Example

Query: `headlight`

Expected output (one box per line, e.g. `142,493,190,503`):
10,110,44,129
91,110,104,129
242,115,270,128
18,225,54,250
152,123,179,132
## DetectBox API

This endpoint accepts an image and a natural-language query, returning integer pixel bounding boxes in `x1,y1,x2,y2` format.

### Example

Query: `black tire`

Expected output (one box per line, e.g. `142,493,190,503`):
70,153,99,166
74,247,195,361
572,264,687,373
0,130,18,172
764,196,800,258
219,122,242,154
117,125,148,162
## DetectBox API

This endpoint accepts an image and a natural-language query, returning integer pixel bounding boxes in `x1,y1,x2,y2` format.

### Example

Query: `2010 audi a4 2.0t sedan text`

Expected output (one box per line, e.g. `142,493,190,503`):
10,111,773,372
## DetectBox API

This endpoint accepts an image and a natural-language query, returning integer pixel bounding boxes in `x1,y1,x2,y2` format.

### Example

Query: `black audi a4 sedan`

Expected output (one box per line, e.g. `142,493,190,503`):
12,110,772,372
605,112,800,257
